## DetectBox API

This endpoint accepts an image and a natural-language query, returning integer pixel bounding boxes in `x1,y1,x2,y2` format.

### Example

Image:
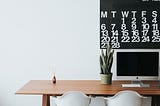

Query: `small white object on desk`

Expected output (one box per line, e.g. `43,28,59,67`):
121,84,141,87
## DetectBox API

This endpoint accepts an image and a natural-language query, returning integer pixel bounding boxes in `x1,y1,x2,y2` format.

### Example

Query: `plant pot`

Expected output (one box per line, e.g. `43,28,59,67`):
100,73,112,84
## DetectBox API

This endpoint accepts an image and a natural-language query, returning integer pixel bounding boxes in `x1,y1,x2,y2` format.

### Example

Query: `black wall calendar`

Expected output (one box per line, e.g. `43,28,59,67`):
100,0,160,49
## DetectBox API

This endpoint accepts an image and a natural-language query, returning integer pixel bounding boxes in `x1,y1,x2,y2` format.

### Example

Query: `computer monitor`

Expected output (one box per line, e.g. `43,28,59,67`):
116,52,159,82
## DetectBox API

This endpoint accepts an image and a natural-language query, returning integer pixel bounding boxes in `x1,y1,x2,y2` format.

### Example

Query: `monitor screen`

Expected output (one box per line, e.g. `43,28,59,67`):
116,52,159,80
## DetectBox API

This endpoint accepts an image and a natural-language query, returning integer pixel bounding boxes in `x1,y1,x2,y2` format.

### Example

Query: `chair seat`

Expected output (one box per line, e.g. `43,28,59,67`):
54,91,91,106
105,90,151,106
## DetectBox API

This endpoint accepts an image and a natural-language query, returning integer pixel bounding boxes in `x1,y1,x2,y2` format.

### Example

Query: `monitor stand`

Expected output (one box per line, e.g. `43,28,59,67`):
131,80,150,87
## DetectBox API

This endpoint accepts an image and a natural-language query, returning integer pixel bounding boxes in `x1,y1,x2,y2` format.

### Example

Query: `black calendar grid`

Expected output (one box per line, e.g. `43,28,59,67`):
100,0,160,49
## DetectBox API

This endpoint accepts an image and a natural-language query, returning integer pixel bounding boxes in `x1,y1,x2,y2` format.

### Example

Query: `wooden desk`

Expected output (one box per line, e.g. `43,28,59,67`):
15,80,160,106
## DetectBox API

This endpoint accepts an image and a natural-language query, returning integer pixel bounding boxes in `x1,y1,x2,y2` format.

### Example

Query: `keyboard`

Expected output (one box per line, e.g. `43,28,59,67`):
121,84,141,87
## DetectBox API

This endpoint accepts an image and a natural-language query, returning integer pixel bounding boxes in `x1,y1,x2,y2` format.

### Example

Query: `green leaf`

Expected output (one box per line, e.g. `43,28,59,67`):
100,43,114,74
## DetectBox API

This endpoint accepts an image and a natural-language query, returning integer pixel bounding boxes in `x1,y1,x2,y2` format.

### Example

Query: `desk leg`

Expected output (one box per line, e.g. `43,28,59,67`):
42,94,50,106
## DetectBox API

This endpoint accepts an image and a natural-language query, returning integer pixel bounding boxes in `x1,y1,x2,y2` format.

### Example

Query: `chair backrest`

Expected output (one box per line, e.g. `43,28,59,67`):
54,91,91,106
105,90,149,106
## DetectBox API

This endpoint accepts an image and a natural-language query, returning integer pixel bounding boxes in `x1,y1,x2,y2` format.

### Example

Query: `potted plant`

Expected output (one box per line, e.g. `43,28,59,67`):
100,44,114,84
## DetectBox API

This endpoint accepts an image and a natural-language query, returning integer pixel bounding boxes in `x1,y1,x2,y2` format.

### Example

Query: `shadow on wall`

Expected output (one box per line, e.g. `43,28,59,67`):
0,102,3,106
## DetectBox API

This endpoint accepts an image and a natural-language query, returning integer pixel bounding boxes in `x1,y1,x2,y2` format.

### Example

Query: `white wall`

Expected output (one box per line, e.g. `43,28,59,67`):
0,0,159,106
0,0,99,106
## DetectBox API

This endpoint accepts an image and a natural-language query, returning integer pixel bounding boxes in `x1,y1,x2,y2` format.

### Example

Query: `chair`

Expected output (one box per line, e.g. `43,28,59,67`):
54,91,91,106
105,90,151,106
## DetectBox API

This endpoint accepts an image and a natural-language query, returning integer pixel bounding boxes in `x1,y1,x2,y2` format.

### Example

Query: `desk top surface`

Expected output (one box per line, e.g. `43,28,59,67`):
15,80,160,96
